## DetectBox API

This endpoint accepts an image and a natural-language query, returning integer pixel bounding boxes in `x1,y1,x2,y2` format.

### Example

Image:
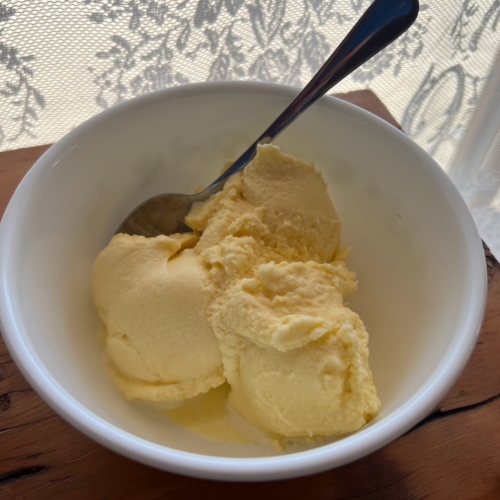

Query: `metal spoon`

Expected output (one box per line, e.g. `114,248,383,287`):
117,0,419,237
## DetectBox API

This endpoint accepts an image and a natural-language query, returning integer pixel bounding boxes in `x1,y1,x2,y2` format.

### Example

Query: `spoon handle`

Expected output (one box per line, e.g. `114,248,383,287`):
209,0,419,189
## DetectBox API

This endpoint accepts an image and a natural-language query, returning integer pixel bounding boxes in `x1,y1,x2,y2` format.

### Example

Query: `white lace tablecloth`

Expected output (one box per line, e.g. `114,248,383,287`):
1,0,499,257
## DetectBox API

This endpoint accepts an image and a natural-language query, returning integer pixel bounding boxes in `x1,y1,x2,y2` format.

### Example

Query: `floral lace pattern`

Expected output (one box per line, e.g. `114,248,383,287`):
0,0,498,160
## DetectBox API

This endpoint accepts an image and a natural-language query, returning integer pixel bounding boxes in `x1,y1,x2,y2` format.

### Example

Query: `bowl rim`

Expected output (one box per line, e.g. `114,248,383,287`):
0,81,488,481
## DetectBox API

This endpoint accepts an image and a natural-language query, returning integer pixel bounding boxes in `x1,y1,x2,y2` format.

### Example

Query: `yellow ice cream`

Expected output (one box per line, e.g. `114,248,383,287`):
91,144,380,443
91,232,224,401
186,144,380,439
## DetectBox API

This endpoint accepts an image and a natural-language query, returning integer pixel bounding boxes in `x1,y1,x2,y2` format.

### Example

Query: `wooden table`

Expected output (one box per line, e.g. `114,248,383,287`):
1,90,499,499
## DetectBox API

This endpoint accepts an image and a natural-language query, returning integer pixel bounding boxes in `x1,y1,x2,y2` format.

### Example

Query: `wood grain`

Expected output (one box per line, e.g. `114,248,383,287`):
334,89,403,131
1,90,499,499
0,145,51,219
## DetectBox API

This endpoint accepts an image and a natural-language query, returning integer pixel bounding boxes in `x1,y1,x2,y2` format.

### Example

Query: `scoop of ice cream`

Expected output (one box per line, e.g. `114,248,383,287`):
91,232,224,401
187,143,341,264
187,144,380,440
209,260,380,437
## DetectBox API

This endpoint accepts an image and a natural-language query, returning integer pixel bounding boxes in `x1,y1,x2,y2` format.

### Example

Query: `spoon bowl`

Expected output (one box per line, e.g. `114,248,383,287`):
118,191,203,236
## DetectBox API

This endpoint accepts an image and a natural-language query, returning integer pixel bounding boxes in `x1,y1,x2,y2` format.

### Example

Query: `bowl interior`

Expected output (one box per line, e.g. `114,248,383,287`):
2,85,477,459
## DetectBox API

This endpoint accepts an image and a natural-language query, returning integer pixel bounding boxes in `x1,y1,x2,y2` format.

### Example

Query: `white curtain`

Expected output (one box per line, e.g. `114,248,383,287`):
1,0,499,256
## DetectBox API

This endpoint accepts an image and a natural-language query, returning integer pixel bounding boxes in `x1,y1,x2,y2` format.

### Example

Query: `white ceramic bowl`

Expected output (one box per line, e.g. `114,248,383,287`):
0,82,487,481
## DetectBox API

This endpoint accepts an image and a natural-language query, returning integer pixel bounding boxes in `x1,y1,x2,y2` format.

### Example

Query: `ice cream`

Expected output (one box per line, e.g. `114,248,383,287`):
91,144,380,444
91,231,224,401
186,144,380,439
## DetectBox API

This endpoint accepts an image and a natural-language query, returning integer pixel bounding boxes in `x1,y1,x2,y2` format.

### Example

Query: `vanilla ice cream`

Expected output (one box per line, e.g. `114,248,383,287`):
92,144,380,444
186,144,380,439
91,232,224,401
